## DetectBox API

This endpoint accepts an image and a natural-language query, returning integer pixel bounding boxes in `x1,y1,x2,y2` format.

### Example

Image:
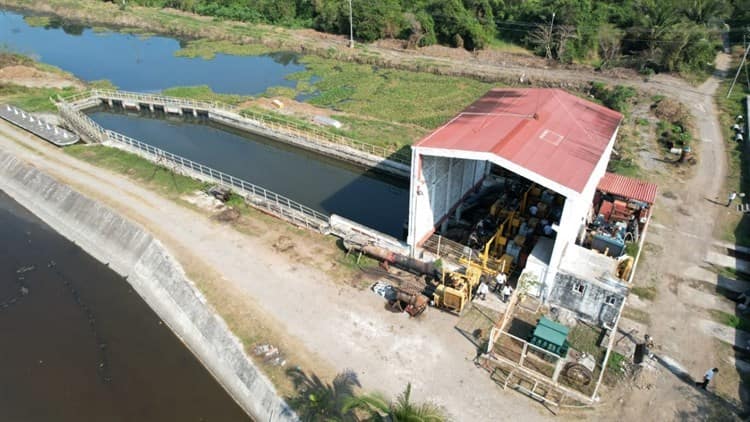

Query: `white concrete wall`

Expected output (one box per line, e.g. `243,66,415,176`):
407,151,486,250
580,127,620,217
0,150,297,422
541,126,620,299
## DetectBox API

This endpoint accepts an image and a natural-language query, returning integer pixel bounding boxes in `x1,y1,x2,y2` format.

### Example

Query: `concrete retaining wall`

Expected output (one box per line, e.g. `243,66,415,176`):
0,149,297,422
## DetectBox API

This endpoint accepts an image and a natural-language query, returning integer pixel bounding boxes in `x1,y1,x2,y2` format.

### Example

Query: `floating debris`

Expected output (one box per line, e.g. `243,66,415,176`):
16,265,35,274
19,286,29,296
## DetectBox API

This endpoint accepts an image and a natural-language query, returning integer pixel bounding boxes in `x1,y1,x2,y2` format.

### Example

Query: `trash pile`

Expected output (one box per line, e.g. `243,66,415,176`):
253,343,286,367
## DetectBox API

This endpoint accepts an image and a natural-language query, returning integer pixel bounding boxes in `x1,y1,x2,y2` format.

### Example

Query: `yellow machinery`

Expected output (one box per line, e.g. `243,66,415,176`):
433,265,482,314
617,255,634,281
459,211,515,278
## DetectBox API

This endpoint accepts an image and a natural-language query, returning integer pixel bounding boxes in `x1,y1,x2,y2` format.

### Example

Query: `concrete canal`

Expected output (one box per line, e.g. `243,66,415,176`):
0,190,250,421
88,107,410,237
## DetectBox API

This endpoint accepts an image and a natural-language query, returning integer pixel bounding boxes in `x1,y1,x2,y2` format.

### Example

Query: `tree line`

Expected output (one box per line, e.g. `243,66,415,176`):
116,0,750,73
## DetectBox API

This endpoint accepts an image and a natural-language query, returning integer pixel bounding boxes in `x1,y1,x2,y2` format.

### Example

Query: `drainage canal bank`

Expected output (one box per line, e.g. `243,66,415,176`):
0,149,296,422
86,107,410,238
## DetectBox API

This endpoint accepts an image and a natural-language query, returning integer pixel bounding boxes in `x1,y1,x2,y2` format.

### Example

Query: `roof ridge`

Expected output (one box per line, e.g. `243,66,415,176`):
550,90,603,148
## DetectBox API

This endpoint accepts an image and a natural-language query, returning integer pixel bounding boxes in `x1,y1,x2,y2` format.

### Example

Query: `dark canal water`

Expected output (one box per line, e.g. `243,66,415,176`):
89,108,410,237
0,9,304,94
0,191,250,421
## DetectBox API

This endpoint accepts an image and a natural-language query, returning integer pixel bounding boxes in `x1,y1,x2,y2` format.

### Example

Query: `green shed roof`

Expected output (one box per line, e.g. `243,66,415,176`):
532,317,569,347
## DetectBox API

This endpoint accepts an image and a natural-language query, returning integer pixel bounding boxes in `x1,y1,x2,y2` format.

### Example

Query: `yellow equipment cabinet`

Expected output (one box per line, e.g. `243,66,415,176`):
433,266,482,314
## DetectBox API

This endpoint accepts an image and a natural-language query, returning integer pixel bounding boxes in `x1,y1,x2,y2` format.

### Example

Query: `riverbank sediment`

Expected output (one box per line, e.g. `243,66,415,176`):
0,147,296,422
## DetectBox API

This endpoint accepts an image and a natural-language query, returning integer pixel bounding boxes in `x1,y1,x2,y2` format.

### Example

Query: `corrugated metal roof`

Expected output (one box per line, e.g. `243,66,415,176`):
597,172,658,204
415,88,623,193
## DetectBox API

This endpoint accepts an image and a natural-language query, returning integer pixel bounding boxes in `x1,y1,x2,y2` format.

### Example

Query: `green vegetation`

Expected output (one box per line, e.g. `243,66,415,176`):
0,84,77,112
64,145,205,196
590,83,637,114
631,285,657,301
709,309,750,332
715,67,750,246
286,369,447,422
175,39,272,59
607,122,643,178
161,85,250,105
568,323,604,361
625,242,640,258
716,266,750,282
117,0,729,74
291,55,492,131
652,96,694,149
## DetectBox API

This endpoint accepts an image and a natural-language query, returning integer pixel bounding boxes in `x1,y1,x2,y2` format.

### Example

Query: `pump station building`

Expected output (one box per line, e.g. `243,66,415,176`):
406,88,626,301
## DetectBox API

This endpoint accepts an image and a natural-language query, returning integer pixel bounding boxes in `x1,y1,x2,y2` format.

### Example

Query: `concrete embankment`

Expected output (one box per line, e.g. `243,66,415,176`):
0,148,296,422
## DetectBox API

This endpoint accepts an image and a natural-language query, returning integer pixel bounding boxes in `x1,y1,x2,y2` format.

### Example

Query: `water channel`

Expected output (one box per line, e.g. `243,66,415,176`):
0,9,304,94
0,7,409,416
0,191,250,421
89,108,410,237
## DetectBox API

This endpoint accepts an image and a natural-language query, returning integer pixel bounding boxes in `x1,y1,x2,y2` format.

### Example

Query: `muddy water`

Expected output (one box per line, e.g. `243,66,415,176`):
0,191,250,422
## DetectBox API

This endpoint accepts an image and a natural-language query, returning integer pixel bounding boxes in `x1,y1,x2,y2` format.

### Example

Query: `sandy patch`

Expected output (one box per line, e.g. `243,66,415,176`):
0,65,82,89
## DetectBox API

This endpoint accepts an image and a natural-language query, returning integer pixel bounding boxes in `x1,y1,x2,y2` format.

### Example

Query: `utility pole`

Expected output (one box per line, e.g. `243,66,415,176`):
348,0,354,48
728,33,750,98
546,12,555,60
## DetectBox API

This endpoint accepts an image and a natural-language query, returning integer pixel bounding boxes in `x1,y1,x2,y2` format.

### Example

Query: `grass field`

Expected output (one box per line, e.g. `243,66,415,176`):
64,144,206,196
0,84,78,112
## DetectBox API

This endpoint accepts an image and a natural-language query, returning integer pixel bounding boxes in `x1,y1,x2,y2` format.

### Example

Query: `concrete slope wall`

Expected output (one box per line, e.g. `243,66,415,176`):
0,149,296,422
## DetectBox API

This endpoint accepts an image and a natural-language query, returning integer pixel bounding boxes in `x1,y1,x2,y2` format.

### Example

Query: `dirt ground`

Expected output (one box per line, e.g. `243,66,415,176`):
0,5,746,416
593,54,748,420
0,65,82,89
0,122,555,421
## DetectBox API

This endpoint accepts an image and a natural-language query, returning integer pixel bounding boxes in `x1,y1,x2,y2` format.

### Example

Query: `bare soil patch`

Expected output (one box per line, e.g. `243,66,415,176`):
0,65,82,89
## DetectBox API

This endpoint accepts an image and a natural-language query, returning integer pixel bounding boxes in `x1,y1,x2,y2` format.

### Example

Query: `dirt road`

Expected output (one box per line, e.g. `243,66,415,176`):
0,122,552,421
611,55,748,420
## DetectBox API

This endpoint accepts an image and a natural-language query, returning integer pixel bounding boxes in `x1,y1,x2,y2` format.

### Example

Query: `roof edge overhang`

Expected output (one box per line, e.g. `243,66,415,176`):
414,145,580,200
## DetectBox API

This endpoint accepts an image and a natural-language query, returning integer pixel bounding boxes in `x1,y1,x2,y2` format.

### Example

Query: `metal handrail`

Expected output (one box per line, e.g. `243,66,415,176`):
55,98,329,230
61,89,411,166
104,130,330,230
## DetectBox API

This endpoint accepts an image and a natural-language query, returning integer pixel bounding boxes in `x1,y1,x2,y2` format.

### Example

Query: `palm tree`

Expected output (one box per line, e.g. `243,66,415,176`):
345,383,447,422
285,367,361,422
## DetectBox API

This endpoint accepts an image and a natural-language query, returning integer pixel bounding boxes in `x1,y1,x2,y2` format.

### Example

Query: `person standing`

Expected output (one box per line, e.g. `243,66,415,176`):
695,368,718,389
476,281,489,300
494,272,507,292
501,284,513,303
727,191,738,207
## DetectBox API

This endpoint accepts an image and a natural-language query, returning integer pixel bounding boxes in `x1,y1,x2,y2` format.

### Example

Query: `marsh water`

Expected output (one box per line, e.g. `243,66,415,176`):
0,191,250,421
0,9,304,94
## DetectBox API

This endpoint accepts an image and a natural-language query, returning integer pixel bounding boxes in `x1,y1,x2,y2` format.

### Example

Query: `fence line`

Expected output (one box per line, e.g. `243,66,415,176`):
62,89,411,166
55,98,330,232
105,130,330,231
56,101,108,143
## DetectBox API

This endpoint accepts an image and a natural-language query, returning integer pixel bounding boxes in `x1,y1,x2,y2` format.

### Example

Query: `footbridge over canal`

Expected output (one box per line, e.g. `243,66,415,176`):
58,89,411,178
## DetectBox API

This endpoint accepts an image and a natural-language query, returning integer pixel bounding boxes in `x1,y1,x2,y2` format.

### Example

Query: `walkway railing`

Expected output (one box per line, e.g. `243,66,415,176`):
105,130,330,231
55,97,330,231
62,89,411,166
56,101,107,143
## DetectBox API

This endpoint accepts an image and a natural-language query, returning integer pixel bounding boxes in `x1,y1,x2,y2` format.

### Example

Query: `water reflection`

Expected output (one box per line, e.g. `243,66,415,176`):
0,9,305,94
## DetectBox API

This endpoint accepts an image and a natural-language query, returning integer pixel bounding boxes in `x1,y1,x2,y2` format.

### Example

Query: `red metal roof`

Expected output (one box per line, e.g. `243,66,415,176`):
415,88,623,193
597,172,658,204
